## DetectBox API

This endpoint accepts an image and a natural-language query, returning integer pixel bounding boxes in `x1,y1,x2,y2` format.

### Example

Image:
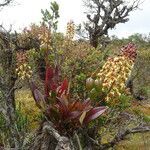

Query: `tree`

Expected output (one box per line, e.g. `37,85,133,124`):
41,1,60,31
84,0,141,48
0,0,13,7
0,26,22,148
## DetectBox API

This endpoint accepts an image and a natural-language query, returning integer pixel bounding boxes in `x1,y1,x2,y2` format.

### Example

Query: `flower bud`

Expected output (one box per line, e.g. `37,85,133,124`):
94,79,102,87
86,77,94,90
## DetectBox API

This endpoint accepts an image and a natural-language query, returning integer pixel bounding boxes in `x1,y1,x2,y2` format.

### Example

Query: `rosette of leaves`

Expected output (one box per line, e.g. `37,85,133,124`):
30,65,107,135
86,43,137,106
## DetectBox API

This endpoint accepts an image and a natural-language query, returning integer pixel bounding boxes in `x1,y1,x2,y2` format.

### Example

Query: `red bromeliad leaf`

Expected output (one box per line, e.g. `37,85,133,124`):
70,101,83,111
44,65,61,98
82,99,92,110
83,106,107,124
29,81,46,109
57,98,69,118
34,89,46,110
45,66,54,97
56,98,87,121
68,100,92,112
34,89,45,102
29,81,38,100
45,66,54,81
54,65,59,83
57,96,68,107
57,79,68,97
45,82,50,98
68,111,82,120
46,105,60,121
68,101,79,111
49,80,57,92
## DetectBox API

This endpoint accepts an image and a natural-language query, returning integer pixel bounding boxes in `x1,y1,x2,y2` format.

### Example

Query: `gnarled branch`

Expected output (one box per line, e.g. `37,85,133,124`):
84,0,141,48
0,0,13,7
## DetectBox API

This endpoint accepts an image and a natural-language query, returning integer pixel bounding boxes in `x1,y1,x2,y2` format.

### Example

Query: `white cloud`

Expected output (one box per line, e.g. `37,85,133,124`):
0,0,150,38
0,0,84,32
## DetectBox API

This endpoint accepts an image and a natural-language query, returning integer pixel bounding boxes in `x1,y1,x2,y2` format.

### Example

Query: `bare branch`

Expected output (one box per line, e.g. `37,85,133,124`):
84,0,142,48
0,0,13,7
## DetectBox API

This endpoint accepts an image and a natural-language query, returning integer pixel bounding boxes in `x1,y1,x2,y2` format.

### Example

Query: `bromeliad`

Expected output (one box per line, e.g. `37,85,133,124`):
30,65,107,134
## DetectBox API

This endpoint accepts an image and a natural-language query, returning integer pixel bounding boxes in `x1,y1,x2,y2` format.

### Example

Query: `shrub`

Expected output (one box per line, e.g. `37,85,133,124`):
25,21,102,99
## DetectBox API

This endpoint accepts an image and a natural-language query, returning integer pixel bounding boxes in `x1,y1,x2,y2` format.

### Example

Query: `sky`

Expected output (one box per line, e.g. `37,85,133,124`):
0,0,150,38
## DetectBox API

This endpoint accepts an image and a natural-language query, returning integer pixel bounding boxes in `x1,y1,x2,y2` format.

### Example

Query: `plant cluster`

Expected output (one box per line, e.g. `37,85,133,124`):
30,64,107,135
16,51,32,80
24,21,102,98
86,43,137,106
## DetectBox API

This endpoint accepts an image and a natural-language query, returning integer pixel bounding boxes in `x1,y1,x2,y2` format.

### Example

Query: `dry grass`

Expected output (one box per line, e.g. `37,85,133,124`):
116,132,150,150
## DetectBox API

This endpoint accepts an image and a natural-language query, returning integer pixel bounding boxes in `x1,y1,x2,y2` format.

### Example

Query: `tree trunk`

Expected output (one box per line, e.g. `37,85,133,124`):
0,32,20,147
0,48,21,148
37,58,46,80
90,34,98,48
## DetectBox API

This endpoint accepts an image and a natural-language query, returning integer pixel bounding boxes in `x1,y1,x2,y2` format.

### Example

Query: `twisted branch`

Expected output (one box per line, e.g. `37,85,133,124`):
0,0,13,7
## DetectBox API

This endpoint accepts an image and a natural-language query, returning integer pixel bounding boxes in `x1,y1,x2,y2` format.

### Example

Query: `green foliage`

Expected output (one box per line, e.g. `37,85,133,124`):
61,41,102,99
41,1,59,31
132,49,150,99
0,105,29,146
15,103,29,132
117,94,131,110
0,113,5,132
73,73,87,97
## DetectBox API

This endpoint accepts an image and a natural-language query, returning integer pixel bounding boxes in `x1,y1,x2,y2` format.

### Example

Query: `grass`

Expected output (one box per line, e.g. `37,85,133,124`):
116,133,150,150
15,88,41,130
